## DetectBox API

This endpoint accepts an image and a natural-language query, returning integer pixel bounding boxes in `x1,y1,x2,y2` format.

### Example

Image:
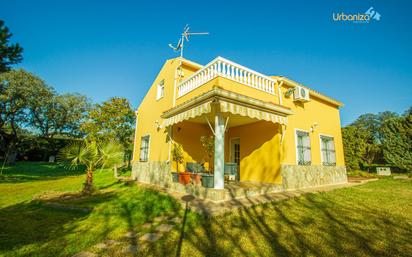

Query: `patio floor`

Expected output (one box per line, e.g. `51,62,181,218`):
136,177,379,216
170,181,365,216
165,180,284,202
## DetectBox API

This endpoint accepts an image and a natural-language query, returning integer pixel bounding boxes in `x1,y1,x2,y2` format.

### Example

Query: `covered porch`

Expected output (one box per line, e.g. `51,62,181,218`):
162,87,292,191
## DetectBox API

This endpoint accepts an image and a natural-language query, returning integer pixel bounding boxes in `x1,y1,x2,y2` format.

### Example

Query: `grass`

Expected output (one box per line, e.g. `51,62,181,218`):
0,162,181,257
1,162,412,257
347,169,411,179
150,179,412,257
346,169,379,178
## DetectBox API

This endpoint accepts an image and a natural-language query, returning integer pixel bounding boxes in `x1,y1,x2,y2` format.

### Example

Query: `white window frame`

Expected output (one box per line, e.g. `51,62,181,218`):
156,80,165,100
229,137,241,165
139,134,151,162
319,134,336,166
294,128,312,165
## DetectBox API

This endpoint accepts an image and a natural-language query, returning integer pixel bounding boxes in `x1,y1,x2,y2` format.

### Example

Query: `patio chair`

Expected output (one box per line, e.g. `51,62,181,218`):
186,162,204,173
224,163,238,181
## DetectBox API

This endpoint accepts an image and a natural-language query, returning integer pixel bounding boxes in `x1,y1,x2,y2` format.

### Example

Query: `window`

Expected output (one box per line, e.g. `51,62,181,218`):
296,130,311,165
140,135,150,162
156,80,164,100
320,136,336,166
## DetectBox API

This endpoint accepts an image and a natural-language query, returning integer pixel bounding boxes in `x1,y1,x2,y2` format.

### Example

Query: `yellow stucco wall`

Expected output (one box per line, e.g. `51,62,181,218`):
226,121,283,184
133,57,345,185
175,76,280,106
132,58,200,163
280,84,345,166
172,121,212,172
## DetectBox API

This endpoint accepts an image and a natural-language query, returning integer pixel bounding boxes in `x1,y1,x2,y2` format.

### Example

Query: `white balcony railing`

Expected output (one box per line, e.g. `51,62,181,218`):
177,57,276,98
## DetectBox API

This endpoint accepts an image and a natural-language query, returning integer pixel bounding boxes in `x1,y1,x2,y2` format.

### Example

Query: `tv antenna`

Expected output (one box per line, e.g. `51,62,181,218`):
168,24,209,58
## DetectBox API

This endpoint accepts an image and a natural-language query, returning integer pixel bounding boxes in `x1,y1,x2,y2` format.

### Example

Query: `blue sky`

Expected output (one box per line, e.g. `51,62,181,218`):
2,0,411,125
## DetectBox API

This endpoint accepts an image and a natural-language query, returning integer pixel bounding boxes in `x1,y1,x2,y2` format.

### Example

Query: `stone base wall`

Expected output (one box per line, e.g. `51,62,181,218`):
132,161,348,201
132,161,172,187
281,165,347,190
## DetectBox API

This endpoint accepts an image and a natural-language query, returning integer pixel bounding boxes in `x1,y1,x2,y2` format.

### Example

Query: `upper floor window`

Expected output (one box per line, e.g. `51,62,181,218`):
156,80,164,100
140,135,150,162
320,135,336,166
296,130,311,165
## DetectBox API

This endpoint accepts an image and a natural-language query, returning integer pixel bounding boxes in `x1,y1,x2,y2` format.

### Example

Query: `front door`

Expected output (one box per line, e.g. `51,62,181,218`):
230,138,240,179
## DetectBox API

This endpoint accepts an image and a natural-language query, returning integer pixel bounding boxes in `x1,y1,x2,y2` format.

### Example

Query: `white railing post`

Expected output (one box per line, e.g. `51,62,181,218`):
176,57,277,98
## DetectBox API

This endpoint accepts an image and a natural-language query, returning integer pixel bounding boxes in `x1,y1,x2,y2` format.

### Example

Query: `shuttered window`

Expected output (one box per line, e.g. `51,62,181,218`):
296,130,311,165
140,135,150,162
156,80,164,100
321,136,336,166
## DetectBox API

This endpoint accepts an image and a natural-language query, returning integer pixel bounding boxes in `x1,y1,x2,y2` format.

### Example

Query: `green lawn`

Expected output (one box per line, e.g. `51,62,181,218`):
1,162,412,257
0,162,182,257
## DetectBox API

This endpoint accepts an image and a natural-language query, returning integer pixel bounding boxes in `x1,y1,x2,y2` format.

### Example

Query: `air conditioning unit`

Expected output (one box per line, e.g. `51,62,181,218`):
293,86,310,102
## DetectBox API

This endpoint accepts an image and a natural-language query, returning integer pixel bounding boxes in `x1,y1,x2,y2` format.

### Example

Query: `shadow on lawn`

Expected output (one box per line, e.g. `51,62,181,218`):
0,191,118,256
147,186,412,257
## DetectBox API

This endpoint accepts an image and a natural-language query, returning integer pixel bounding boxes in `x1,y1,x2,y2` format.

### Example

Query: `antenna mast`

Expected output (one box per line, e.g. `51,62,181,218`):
168,24,209,58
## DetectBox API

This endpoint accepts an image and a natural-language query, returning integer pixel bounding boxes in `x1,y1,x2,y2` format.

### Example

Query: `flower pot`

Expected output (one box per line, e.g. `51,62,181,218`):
178,172,191,185
201,173,214,188
171,172,179,183
191,173,202,185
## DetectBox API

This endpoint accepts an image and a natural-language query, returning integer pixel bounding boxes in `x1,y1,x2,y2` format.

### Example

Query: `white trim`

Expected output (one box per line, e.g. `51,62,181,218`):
156,80,165,101
205,116,215,135
131,111,139,162
167,126,172,163
139,133,151,162
294,128,311,165
319,133,336,166
224,116,230,132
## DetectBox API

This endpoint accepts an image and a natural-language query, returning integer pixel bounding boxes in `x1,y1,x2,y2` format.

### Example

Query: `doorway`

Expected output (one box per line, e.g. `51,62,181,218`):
230,138,240,179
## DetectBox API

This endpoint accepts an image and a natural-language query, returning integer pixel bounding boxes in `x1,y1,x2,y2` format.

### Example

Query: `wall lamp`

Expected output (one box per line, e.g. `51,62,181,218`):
310,122,318,132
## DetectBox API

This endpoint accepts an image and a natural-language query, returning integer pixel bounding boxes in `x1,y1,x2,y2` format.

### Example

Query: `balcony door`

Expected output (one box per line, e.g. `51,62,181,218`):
230,138,240,172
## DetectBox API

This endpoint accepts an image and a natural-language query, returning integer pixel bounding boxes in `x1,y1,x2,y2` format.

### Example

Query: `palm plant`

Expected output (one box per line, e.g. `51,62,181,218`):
58,140,124,194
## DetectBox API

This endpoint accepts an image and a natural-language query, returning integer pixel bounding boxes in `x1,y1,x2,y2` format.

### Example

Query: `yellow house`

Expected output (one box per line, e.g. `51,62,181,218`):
132,56,347,193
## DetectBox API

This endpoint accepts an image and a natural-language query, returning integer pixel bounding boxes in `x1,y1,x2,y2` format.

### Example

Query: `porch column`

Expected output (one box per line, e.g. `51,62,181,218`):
214,111,225,189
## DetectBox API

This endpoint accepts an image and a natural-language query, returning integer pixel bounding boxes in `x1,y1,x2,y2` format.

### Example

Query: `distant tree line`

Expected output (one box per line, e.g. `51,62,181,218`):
0,20,135,165
342,107,412,172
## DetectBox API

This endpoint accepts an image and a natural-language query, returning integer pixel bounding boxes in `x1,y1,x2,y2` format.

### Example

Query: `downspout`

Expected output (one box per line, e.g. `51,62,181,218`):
167,126,173,163
280,124,287,145
172,57,183,107
169,57,182,163
277,80,284,106
277,80,286,143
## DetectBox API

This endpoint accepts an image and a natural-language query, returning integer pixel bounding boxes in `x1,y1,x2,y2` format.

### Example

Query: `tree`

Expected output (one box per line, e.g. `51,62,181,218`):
200,135,214,171
172,143,184,172
81,97,134,149
27,92,90,160
349,111,399,166
0,69,51,164
341,126,369,170
352,112,399,143
381,112,412,171
29,93,90,138
58,140,124,194
0,20,23,73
